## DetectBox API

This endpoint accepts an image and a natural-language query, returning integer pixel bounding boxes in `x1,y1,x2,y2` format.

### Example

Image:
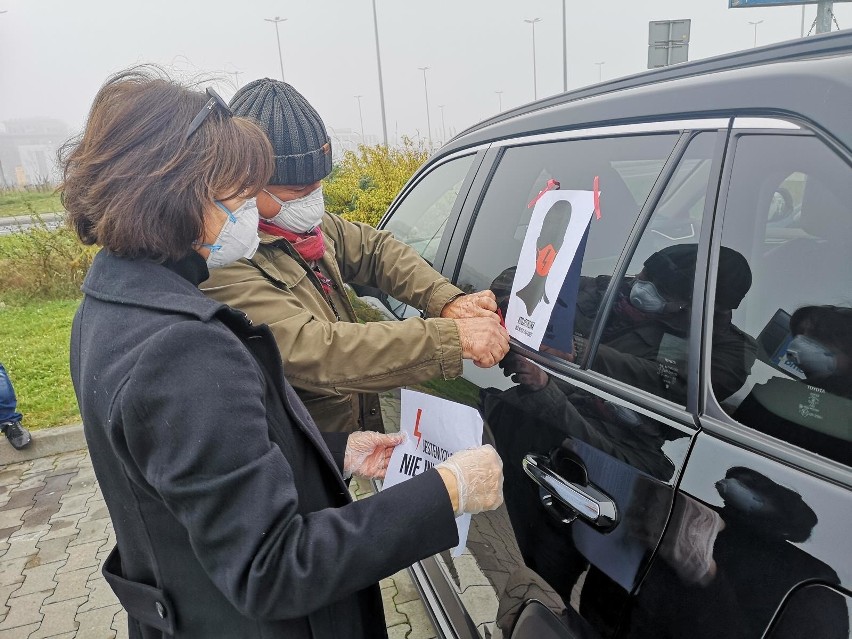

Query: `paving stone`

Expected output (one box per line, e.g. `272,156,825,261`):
387,623,412,639
382,582,407,627
0,528,47,561
0,621,39,638
0,488,39,513
51,453,85,474
43,566,93,606
78,570,118,613
0,556,28,587
56,540,103,576
28,595,87,638
76,603,120,638
34,535,75,565
0,583,23,623
40,513,84,542
49,495,90,522
0,509,28,533
397,599,438,639
111,608,128,639
391,569,421,605
35,474,76,502
10,477,44,494
0,590,47,632
20,458,54,479
11,559,62,598
0,465,30,488
67,519,108,548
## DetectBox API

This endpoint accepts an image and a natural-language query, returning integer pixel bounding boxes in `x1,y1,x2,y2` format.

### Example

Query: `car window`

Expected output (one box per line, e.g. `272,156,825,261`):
384,154,475,266
713,134,852,466
455,134,679,353
588,133,720,406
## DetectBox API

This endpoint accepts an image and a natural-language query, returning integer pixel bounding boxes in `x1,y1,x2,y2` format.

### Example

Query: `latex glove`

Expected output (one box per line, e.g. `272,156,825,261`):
441,291,499,319
344,431,406,479
498,353,549,391
456,316,510,368
436,445,504,517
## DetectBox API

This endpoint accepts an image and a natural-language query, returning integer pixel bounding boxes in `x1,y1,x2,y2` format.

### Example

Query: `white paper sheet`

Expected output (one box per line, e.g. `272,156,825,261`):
506,189,595,349
382,389,484,556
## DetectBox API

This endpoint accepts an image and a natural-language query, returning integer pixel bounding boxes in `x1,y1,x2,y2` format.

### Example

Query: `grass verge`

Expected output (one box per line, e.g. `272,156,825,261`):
0,297,81,430
0,190,64,218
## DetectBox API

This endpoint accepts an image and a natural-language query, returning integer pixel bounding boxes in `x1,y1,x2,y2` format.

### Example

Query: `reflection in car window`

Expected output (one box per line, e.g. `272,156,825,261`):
588,134,752,406
457,134,679,356
384,154,474,265
714,134,852,466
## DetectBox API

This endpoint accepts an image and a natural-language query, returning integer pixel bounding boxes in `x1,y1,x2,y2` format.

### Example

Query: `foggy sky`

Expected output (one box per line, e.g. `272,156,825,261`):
1,0,851,144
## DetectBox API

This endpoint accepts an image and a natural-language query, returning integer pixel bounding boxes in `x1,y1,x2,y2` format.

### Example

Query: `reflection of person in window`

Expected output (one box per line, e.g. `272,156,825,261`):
575,244,757,404
734,305,852,465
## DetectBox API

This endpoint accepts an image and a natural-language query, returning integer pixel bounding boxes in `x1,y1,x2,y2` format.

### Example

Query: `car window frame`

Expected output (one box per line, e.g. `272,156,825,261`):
699,125,852,488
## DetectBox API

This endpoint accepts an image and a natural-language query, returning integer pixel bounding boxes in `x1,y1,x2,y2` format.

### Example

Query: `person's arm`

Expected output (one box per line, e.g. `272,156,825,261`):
326,214,463,317
203,259,463,394
121,321,459,620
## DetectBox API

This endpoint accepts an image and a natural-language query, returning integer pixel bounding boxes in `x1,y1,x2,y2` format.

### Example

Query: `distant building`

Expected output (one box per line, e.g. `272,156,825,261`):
0,118,70,188
327,127,379,162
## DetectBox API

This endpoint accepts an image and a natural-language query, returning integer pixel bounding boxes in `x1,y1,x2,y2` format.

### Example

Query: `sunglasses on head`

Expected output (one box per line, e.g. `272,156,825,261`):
185,87,233,139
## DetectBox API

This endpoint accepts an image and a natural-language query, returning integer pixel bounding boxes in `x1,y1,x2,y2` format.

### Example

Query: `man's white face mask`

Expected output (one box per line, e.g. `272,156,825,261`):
264,186,325,234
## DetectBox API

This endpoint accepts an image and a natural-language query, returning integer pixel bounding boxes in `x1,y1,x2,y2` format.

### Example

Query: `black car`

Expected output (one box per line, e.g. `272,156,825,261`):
359,30,852,639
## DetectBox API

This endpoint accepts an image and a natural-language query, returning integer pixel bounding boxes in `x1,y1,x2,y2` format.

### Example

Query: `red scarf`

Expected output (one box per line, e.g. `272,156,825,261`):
258,220,326,262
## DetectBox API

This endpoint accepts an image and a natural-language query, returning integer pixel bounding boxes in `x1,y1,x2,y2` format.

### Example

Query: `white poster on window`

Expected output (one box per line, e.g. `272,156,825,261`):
505,190,596,350
382,389,484,556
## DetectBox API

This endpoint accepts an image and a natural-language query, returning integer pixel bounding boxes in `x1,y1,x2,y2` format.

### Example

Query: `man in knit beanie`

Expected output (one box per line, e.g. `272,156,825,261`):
201,79,509,434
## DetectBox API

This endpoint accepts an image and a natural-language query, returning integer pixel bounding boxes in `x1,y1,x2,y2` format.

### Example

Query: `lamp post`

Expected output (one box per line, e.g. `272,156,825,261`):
354,95,365,141
370,0,389,146
495,90,503,112
561,0,568,92
594,61,605,82
264,16,287,81
524,18,542,100
417,66,432,148
749,20,763,47
438,104,446,143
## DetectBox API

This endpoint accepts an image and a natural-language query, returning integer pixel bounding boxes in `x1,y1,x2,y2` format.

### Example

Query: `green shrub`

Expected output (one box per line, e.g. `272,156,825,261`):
323,138,429,227
0,215,96,301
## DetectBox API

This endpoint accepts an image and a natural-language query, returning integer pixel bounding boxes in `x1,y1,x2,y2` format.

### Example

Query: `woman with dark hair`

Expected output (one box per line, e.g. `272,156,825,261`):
63,67,503,639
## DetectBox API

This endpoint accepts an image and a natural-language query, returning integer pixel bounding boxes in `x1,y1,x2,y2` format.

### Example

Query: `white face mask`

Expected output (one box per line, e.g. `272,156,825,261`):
202,199,260,269
264,186,325,233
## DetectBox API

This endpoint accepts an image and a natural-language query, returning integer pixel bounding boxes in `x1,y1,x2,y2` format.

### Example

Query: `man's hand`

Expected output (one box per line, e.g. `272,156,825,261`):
498,353,549,391
441,291,499,319
344,431,406,479
456,316,510,368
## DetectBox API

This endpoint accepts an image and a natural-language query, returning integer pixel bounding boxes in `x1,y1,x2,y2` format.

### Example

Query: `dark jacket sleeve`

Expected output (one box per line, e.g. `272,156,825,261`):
320,432,349,472
118,321,458,620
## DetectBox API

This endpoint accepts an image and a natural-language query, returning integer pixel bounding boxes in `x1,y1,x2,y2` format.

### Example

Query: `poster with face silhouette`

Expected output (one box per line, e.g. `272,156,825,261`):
506,190,595,350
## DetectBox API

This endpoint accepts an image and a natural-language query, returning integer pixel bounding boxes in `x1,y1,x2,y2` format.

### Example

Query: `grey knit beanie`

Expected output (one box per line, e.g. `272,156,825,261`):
230,79,332,186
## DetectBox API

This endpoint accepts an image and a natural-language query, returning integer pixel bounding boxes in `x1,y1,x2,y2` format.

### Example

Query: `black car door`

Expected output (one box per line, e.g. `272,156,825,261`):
396,125,729,639
628,124,852,639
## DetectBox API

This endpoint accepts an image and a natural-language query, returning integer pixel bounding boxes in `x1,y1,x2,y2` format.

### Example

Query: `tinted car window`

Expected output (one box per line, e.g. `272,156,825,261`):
384,154,474,266
456,134,679,353
588,133,736,406
714,134,852,466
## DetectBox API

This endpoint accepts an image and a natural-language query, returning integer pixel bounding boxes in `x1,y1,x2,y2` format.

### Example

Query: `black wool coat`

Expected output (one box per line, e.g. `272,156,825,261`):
70,250,458,639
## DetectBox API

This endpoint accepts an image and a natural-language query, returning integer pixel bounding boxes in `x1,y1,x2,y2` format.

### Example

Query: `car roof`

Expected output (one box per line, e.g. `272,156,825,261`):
439,29,852,158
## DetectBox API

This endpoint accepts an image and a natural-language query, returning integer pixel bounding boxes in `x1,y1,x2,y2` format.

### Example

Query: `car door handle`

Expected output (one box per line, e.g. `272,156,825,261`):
522,453,618,529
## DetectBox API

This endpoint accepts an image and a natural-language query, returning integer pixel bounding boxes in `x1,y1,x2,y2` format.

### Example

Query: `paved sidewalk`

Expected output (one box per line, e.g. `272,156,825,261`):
0,448,437,638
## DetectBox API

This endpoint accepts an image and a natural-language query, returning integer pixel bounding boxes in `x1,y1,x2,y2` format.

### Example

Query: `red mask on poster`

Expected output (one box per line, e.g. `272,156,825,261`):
535,244,557,276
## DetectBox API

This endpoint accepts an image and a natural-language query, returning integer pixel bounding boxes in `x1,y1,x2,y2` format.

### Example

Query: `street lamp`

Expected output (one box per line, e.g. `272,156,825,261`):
749,20,764,47
594,61,606,82
370,0,389,146
561,0,568,92
417,66,433,148
524,18,542,100
354,95,365,141
264,16,287,81
495,90,504,112
438,104,446,143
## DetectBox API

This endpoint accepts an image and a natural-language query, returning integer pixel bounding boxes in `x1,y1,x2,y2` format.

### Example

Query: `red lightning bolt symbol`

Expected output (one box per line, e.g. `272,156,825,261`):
413,408,423,448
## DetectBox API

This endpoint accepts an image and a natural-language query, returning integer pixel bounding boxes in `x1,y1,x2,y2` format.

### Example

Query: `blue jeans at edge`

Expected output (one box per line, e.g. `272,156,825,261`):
0,362,23,424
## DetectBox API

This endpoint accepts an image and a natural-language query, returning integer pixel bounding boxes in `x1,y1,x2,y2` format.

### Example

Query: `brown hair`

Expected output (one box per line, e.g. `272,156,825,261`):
59,66,274,261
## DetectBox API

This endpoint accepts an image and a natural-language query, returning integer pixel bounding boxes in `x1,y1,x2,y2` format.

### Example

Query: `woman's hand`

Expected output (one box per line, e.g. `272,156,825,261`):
440,291,499,319
343,431,406,479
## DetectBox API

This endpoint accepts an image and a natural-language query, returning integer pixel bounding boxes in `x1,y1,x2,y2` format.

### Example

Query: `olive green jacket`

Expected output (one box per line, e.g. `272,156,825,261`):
201,213,465,433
